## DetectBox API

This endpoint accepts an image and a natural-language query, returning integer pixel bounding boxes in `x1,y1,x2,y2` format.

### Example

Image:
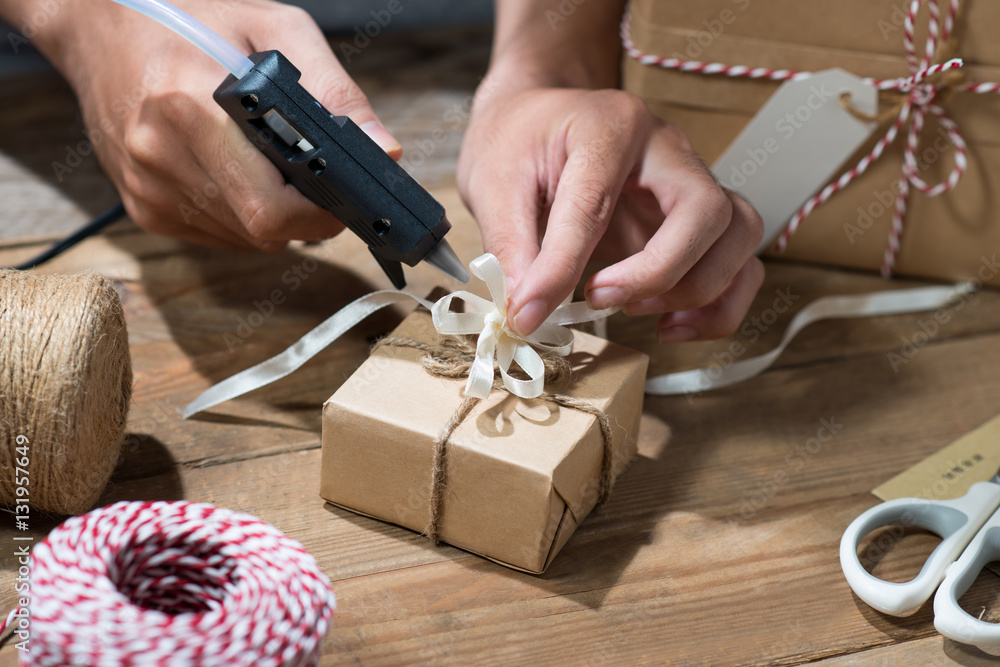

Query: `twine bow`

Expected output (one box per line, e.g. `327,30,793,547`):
622,0,1000,277
783,0,969,276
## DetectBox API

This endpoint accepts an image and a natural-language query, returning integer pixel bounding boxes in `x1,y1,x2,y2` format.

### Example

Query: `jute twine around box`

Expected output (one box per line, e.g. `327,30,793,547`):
0,270,133,515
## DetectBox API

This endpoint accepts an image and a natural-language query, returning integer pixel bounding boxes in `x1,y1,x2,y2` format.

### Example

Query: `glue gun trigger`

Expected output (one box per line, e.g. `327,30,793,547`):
370,250,406,289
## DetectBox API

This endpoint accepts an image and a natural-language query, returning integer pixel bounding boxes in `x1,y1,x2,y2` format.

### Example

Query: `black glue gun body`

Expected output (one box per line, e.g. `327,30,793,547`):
214,50,468,288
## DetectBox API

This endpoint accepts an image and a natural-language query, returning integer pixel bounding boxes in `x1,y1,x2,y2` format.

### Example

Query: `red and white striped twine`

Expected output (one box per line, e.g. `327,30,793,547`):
2,500,335,666
622,0,1000,276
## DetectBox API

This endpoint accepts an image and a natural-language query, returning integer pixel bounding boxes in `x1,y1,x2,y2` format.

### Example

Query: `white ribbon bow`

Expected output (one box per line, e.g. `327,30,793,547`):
431,254,613,399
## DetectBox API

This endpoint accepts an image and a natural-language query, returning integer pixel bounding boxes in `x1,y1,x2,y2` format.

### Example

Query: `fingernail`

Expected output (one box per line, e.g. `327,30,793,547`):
511,300,547,337
658,325,698,344
360,120,402,159
587,286,628,310
622,296,662,317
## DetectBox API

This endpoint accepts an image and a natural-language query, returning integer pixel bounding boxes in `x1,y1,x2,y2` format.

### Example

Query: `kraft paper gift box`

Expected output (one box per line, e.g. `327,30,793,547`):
319,308,649,574
623,0,1000,286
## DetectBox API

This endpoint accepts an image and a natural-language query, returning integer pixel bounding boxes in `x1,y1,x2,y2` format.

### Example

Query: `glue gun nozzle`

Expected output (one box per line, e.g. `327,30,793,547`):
423,238,469,284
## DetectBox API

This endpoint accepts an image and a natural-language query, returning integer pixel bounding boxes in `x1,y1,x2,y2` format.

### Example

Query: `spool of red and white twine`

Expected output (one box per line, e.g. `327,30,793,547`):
1,500,335,666
622,0,1000,277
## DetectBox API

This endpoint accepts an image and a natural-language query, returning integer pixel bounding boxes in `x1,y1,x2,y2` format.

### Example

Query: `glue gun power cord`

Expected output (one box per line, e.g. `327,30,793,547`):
2,202,126,271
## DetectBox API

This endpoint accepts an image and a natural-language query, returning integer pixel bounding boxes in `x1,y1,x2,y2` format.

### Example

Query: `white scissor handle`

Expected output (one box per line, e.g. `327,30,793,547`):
840,481,1000,616
934,505,1000,648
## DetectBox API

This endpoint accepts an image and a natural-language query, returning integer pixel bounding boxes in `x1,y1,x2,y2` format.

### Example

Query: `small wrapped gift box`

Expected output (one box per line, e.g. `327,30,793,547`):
623,0,1000,286
320,308,648,574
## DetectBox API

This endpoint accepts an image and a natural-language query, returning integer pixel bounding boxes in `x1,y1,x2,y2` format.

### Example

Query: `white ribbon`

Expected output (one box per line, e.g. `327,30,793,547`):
182,250,975,417
644,282,974,395
183,253,615,417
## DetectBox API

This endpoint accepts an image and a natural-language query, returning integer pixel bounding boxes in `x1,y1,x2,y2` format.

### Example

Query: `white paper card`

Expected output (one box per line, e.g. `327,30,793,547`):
711,69,879,252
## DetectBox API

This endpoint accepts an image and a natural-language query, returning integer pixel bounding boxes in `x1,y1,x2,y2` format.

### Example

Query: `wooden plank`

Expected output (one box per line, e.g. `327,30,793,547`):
319,501,924,666
2,328,1000,663
0,72,120,244
0,456,983,665
2,224,998,481
814,634,1000,666
2,224,999,664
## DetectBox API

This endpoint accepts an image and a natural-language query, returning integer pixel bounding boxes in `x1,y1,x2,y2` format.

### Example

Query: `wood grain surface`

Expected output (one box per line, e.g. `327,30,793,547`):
2,27,1000,667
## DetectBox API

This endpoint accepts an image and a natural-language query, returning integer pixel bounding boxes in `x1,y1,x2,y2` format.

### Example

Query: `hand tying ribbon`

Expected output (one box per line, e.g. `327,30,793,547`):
183,253,614,417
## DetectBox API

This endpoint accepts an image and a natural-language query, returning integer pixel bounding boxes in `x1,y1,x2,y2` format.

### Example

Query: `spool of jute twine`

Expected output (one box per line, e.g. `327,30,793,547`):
0,270,132,515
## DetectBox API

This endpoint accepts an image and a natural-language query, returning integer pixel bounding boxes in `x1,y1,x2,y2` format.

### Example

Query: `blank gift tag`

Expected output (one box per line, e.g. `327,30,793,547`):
711,69,879,252
873,413,1000,502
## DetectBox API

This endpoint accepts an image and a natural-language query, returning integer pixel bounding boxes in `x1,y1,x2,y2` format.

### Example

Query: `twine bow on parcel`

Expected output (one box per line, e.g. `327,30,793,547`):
378,255,621,542
622,0,1000,277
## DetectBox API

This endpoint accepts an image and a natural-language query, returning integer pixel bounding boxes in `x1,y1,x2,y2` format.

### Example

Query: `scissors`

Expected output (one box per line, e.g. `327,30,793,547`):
840,469,1000,648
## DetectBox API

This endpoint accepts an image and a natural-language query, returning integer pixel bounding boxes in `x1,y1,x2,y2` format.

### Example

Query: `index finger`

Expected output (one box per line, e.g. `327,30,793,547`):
506,99,647,336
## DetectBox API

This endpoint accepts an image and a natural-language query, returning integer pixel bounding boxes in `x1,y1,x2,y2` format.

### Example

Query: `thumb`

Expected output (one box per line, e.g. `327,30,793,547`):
262,14,402,160
304,65,402,161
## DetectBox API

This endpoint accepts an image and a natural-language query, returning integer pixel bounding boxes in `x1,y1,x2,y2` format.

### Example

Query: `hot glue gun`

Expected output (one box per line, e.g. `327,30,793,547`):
214,52,469,288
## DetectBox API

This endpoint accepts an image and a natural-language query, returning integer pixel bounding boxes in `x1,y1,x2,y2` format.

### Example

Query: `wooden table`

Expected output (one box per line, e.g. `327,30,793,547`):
3,29,1000,667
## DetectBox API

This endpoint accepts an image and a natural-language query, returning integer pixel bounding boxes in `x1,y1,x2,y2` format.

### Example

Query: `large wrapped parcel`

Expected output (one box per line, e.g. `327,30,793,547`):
624,0,1000,285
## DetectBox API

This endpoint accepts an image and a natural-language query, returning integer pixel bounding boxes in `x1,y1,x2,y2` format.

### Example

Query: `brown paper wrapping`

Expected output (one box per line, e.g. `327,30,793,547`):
320,309,649,574
623,0,1000,286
